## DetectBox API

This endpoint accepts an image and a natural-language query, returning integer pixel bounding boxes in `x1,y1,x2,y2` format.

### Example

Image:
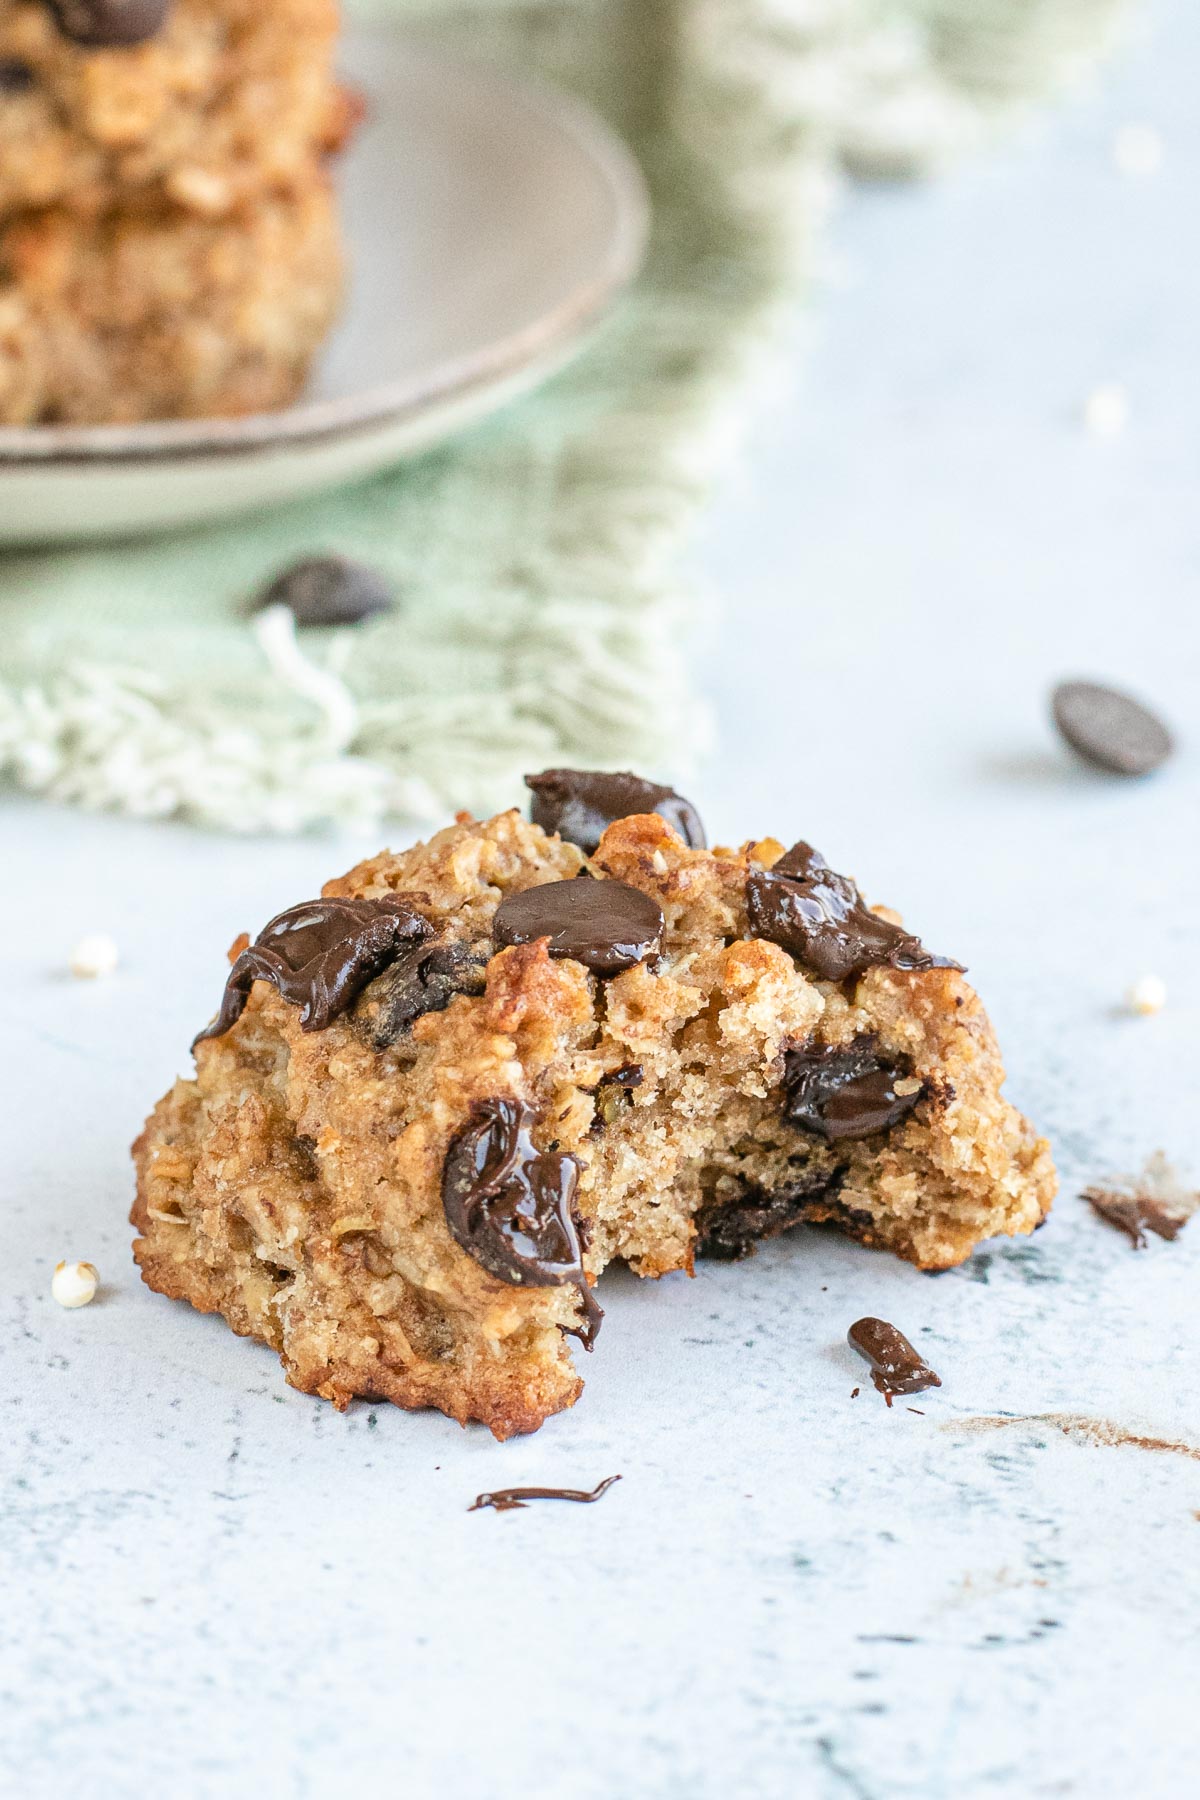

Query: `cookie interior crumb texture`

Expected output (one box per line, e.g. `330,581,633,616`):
132,807,1056,1438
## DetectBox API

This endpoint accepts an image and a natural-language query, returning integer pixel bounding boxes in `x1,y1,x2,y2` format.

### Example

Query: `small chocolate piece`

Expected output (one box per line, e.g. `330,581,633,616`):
441,1098,601,1344
695,1168,852,1260
45,0,171,48
253,555,395,629
494,878,663,977
1051,680,1173,777
0,60,36,91
194,896,432,1046
1083,1185,1194,1249
591,1063,643,1131
847,1317,941,1407
525,768,705,855
469,1475,621,1514
746,843,961,984
783,1041,923,1142
365,938,488,1048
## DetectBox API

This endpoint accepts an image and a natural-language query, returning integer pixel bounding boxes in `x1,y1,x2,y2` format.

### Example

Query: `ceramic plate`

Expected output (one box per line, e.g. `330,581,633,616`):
0,29,649,545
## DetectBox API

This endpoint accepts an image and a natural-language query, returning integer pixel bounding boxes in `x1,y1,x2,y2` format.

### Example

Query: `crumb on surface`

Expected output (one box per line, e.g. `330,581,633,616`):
69,934,118,979
52,1261,99,1308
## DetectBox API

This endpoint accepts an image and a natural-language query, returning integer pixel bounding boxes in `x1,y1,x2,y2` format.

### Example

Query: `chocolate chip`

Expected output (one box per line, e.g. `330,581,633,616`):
783,1040,923,1142
591,1063,643,1131
253,555,395,628
1051,680,1173,777
1082,1184,1194,1249
441,1098,602,1344
45,0,171,48
848,1318,941,1406
0,60,36,91
194,895,432,1046
364,938,488,1048
695,1168,851,1260
746,842,962,983
494,878,663,977
525,768,705,855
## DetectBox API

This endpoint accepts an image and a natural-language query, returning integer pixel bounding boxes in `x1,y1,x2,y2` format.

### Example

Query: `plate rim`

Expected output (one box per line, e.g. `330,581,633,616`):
0,32,650,469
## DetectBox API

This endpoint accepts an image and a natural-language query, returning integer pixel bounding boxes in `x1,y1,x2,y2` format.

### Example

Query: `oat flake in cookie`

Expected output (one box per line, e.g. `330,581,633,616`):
132,798,1054,1438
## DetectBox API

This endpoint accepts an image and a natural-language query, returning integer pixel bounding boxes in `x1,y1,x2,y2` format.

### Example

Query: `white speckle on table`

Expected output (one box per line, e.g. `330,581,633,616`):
1112,123,1165,176
1083,382,1130,438
51,1261,99,1308
68,934,119,979
1125,974,1167,1016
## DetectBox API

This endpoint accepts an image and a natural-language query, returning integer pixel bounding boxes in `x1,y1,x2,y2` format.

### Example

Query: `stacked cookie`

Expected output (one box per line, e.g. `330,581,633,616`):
0,0,352,424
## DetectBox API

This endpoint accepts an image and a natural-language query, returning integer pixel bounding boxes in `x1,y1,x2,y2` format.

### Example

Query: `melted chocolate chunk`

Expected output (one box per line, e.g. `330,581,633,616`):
591,1063,644,1131
470,1475,621,1513
783,1041,923,1142
194,896,432,1046
365,938,488,1047
525,768,705,854
253,555,395,628
494,878,663,977
848,1318,942,1406
1052,680,1173,777
1082,1185,1194,1249
0,59,36,90
746,843,962,983
441,1099,602,1345
45,0,171,47
695,1168,852,1260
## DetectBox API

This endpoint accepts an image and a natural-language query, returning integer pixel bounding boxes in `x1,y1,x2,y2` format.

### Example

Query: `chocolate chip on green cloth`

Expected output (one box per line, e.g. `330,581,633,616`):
45,0,171,48
747,842,962,983
783,1040,924,1142
252,555,396,629
194,896,432,1046
1051,680,1174,777
525,768,705,854
494,878,663,977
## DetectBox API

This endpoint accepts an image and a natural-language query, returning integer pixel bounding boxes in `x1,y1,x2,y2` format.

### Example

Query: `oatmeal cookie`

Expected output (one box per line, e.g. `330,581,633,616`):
132,775,1055,1438
0,0,349,218
0,179,342,423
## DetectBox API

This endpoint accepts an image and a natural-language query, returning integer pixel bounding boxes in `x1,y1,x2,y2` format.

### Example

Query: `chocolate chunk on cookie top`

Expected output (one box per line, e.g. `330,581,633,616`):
46,0,171,48
195,896,432,1045
1051,680,1174,777
848,1318,942,1405
526,768,705,854
747,842,961,982
494,878,663,976
784,1042,924,1142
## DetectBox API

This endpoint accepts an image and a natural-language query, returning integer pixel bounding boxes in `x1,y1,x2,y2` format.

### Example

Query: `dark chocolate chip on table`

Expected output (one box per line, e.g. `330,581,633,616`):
525,768,706,854
746,842,962,983
365,938,488,1048
441,1097,602,1346
470,1475,621,1514
847,1318,941,1406
0,59,36,90
783,1040,924,1142
494,878,663,977
1082,1183,1194,1249
194,895,432,1046
1051,680,1173,777
45,0,171,48
252,555,396,628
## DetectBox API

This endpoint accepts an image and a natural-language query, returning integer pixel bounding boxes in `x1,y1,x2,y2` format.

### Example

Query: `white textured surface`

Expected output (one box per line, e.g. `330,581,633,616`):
2,4,1198,1794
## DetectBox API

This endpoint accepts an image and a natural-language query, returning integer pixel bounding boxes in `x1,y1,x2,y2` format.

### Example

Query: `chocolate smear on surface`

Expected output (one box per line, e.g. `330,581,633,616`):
848,1318,942,1407
526,768,705,854
783,1041,924,1142
695,1169,853,1261
494,878,663,977
591,1063,644,1131
46,0,171,47
194,896,432,1046
1051,680,1173,777
442,1098,601,1347
252,554,395,628
746,842,961,983
470,1475,621,1514
1082,1153,1198,1249
365,938,488,1047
